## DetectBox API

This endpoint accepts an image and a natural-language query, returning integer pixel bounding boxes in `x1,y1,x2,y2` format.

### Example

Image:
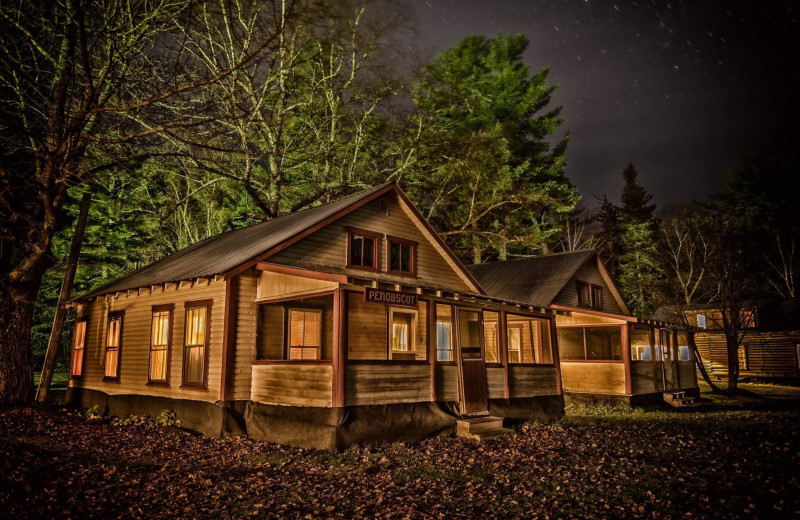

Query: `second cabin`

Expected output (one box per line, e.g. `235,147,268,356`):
67,183,565,449
471,251,699,406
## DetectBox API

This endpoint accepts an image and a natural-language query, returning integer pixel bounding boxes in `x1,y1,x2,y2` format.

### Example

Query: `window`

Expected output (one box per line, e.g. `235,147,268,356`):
738,345,748,370
661,330,672,361
183,301,211,387
257,294,333,361
104,312,123,380
70,319,87,378
696,314,707,329
436,304,453,362
149,305,173,383
483,311,499,363
388,236,416,276
576,281,591,307
558,325,622,361
507,325,523,363
677,332,691,361
347,229,379,270
507,314,553,364
457,310,482,360
630,327,652,361
742,310,756,328
390,308,417,360
591,285,603,310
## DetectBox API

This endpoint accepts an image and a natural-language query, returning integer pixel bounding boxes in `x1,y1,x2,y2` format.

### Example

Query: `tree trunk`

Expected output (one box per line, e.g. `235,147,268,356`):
725,333,739,394
689,334,722,393
36,193,91,403
472,237,482,265
498,239,508,261
0,284,39,406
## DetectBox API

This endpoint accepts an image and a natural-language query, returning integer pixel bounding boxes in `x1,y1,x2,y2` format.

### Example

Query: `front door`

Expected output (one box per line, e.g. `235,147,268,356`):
455,308,489,415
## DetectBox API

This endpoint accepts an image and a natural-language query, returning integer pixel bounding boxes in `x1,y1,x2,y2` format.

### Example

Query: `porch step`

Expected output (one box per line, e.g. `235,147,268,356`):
455,416,513,441
663,391,701,408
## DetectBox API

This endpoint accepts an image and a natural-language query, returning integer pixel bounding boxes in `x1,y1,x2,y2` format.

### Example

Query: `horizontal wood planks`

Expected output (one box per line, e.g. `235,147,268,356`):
630,361,664,394
251,364,332,407
71,279,226,402
695,331,800,378
256,271,337,301
345,364,430,406
556,312,625,326
677,361,698,390
437,365,459,401
486,367,506,399
560,361,626,395
508,366,559,398
230,272,257,400
268,193,472,293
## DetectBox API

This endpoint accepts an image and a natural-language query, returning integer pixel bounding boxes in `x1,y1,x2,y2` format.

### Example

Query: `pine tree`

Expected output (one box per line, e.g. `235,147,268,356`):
620,164,656,225
618,221,661,317
596,196,623,278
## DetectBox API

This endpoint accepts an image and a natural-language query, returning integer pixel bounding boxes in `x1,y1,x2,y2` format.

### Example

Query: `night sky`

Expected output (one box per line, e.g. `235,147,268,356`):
408,0,799,208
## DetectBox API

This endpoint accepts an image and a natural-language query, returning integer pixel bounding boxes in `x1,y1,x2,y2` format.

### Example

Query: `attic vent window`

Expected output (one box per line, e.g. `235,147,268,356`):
577,281,603,310
347,228,380,271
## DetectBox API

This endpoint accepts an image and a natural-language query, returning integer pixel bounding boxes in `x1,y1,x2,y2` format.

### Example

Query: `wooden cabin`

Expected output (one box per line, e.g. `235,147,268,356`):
67,183,565,449
470,251,699,406
655,300,800,381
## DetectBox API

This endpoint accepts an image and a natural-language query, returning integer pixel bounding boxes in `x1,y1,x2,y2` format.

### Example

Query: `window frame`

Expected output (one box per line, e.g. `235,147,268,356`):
388,307,418,360
103,311,125,382
182,299,212,390
70,317,88,379
387,235,417,277
557,323,625,362
435,304,455,363
287,307,324,361
346,227,381,272
590,284,604,310
148,304,174,386
506,323,524,364
576,280,591,308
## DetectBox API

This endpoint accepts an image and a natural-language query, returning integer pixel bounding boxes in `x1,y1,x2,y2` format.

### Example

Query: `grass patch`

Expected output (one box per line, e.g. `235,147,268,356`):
33,367,69,389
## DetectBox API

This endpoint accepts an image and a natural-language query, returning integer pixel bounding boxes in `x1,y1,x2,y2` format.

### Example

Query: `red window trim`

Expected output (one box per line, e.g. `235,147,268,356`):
69,317,89,380
103,311,125,382
346,227,381,272
181,299,213,390
147,303,174,386
386,235,417,277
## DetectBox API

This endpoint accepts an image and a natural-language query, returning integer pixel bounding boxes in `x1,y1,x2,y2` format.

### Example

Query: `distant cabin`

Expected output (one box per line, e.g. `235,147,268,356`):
471,251,699,406
654,300,800,381
68,183,566,449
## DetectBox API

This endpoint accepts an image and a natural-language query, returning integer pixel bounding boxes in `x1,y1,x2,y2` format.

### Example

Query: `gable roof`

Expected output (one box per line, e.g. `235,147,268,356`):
469,250,595,308
469,250,630,315
77,183,483,300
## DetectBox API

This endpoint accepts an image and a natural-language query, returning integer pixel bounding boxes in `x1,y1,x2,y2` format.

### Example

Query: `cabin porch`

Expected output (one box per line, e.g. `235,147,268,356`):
556,311,698,406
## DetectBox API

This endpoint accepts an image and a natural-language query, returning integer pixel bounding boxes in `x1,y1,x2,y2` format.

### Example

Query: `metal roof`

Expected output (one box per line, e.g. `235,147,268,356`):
78,183,393,300
468,250,596,307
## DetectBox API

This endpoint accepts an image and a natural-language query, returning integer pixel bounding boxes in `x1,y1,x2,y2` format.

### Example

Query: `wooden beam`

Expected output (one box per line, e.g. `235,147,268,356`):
551,304,637,322
621,323,632,395
220,275,239,402
332,289,346,408
499,310,510,399
549,318,563,395
428,299,438,402
255,262,348,283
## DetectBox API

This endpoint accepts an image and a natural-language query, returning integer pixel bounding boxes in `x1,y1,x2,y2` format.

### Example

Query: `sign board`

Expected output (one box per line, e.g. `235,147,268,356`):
364,287,418,308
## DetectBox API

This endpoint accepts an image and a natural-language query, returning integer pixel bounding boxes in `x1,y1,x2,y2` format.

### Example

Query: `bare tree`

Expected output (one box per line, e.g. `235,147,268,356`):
0,0,291,404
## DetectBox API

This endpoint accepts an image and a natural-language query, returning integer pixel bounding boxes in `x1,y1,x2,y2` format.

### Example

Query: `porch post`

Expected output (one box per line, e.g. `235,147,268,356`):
549,317,563,395
499,310,510,399
621,323,632,395
332,288,346,407
428,299,438,402
220,275,238,402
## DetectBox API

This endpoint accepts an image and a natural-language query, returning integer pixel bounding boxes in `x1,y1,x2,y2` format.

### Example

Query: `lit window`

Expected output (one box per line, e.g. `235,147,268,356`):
149,306,172,383
737,345,748,370
436,304,453,361
558,325,622,361
390,309,416,359
483,311,499,363
630,327,652,360
348,229,378,270
104,312,123,380
183,303,210,387
289,309,322,360
677,332,691,361
696,314,707,329
70,319,87,377
388,238,415,275
507,325,522,363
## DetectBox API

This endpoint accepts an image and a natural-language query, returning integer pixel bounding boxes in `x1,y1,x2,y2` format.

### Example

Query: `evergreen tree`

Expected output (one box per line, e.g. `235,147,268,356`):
620,164,656,225
596,196,623,277
618,221,661,317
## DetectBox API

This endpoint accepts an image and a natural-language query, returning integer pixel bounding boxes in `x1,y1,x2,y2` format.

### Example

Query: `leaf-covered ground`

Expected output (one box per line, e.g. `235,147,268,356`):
2,383,799,519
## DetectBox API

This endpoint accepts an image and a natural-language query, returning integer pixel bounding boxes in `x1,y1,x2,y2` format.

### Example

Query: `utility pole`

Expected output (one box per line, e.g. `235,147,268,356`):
35,193,91,403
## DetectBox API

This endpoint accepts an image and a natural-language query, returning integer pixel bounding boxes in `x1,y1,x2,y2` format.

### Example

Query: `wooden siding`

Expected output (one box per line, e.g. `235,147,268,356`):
269,192,473,292
70,279,226,403
631,361,664,394
230,272,257,400
486,366,506,399
677,361,698,389
556,312,625,326
560,361,626,395
345,364,430,405
695,330,800,379
251,364,332,407
508,366,559,397
256,271,337,301
437,365,459,401
553,260,625,315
